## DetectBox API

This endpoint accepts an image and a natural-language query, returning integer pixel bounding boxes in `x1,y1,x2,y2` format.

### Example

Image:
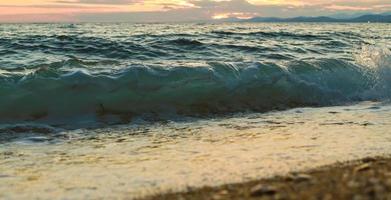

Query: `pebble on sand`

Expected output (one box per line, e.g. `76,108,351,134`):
250,184,277,197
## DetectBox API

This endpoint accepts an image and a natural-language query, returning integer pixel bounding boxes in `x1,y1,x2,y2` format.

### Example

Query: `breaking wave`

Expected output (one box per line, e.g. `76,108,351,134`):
0,46,390,124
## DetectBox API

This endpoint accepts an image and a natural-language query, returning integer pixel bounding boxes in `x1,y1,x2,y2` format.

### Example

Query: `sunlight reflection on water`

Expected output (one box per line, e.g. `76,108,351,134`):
1,101,391,199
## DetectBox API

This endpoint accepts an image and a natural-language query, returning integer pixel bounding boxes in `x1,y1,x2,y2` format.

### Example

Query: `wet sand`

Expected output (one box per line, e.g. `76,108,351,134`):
1,102,391,199
142,157,391,200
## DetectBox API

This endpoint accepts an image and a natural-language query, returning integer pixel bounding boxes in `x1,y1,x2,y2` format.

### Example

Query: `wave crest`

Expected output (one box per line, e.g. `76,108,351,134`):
0,47,390,124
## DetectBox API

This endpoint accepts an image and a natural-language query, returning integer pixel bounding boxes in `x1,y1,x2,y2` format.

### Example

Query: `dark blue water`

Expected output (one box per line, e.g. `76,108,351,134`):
0,23,390,126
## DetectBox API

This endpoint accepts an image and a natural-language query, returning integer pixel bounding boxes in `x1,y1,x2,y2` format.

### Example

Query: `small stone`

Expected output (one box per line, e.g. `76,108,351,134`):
177,196,186,200
354,163,371,172
211,190,229,199
362,157,376,163
115,138,126,143
294,174,313,182
219,190,229,195
93,144,105,149
286,173,313,182
250,184,277,197
342,172,350,181
322,194,333,200
347,180,360,188
212,194,223,200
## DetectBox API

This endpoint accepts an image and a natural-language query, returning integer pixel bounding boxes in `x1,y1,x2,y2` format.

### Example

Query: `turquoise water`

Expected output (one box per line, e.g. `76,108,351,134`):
0,23,390,127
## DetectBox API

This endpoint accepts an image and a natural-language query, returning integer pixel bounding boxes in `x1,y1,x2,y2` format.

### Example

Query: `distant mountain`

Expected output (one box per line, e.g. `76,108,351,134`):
328,12,372,19
241,14,391,23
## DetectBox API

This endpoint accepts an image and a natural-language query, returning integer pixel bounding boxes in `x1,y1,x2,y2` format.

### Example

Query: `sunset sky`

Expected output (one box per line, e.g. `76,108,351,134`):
1,0,390,22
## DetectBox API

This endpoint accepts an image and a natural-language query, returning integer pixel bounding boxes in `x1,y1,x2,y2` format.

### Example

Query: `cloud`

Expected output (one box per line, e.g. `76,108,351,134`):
55,0,142,5
0,0,390,22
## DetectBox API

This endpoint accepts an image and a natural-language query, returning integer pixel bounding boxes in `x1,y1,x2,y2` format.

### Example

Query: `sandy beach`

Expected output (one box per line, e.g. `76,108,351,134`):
1,102,391,199
142,157,391,200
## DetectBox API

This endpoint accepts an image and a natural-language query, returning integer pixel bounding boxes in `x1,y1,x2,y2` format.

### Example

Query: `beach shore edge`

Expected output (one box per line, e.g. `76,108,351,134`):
140,156,391,200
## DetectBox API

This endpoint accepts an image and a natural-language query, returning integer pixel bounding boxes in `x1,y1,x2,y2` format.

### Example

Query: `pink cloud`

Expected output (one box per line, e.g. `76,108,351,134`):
325,5,372,11
0,0,390,22
0,14,75,23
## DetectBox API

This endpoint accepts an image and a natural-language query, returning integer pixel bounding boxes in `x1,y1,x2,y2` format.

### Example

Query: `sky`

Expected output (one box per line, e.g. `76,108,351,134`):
0,0,390,22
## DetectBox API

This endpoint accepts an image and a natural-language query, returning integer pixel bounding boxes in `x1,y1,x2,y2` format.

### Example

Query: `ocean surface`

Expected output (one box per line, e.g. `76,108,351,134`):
0,23,390,126
1,23,391,199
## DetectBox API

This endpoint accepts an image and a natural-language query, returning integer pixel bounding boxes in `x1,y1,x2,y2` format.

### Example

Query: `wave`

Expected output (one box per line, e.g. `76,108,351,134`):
0,123,66,143
211,30,329,40
0,46,390,125
0,35,168,59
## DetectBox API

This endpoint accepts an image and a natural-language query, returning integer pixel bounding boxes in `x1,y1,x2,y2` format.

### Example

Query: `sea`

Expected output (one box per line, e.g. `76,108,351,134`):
1,23,391,199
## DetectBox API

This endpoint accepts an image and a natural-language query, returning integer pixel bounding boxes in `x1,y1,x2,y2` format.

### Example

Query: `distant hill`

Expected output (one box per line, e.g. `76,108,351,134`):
241,14,391,23
328,13,372,19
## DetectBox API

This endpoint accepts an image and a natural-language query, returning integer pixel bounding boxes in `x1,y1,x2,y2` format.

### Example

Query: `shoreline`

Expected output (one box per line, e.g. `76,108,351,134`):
141,156,391,200
2,102,391,200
